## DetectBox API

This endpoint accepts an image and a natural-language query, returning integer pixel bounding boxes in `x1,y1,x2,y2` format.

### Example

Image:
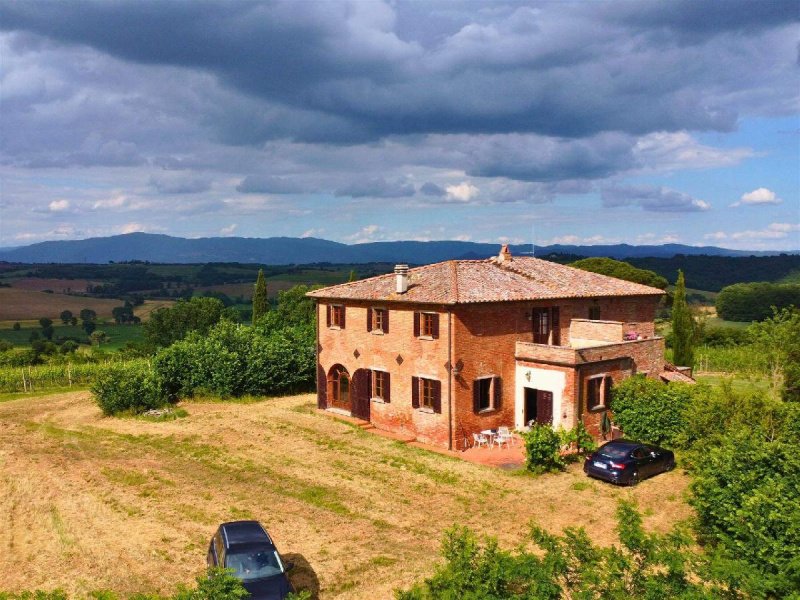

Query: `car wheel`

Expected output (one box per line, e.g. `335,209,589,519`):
666,460,675,472
629,470,640,485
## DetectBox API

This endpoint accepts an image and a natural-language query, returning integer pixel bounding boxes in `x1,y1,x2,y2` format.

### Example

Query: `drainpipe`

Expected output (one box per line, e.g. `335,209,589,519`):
447,310,453,451
315,300,320,406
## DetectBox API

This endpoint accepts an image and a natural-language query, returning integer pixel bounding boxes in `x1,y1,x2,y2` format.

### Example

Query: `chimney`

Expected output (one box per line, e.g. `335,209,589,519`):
498,244,512,263
395,264,409,294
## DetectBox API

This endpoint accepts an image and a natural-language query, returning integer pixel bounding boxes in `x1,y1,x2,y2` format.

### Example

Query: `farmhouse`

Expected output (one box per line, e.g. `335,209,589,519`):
308,246,682,450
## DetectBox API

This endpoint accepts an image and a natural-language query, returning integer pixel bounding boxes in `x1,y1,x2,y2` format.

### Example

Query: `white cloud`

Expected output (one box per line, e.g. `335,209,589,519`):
445,182,479,202
345,224,386,244
92,194,128,210
731,222,799,240
48,199,70,212
602,185,710,212
633,132,753,172
635,232,681,244
220,224,237,236
731,187,781,207
705,222,800,243
301,228,324,238
540,234,622,245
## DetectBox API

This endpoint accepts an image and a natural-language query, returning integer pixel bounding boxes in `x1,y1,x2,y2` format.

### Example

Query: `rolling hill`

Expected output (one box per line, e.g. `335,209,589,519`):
0,233,793,264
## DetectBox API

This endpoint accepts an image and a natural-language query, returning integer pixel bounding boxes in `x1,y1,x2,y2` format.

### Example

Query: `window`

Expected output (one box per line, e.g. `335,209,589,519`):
589,305,601,320
532,307,560,345
367,307,388,333
326,304,345,328
421,378,435,408
412,376,441,413
586,375,612,411
473,376,501,413
414,311,439,339
371,370,390,402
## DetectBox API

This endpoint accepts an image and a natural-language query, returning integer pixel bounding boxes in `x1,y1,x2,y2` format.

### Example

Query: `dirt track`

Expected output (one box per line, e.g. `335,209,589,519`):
0,392,692,598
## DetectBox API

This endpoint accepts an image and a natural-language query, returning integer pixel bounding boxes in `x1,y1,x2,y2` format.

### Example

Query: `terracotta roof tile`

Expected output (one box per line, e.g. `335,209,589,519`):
307,255,665,304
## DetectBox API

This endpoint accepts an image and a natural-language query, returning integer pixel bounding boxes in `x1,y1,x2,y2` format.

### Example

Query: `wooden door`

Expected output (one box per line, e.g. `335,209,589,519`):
329,366,351,411
536,390,553,426
351,369,372,421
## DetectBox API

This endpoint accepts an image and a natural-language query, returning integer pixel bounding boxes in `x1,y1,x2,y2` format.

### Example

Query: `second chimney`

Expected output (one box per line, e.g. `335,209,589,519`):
395,264,409,294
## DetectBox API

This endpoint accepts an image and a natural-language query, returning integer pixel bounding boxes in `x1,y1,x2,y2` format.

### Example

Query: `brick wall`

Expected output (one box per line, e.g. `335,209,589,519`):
316,293,662,449
570,319,624,343
317,301,453,447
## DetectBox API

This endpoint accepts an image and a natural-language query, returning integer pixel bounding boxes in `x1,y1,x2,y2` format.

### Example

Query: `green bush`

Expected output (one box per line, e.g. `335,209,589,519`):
523,424,564,473
697,325,750,347
557,421,596,455
609,376,696,447
691,428,800,596
91,363,166,416
154,320,315,401
397,502,745,599
0,347,38,367
716,281,800,322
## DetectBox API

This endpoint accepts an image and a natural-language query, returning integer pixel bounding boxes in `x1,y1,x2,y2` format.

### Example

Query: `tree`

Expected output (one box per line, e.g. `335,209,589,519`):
79,308,97,323
39,317,55,340
143,296,227,348
70,317,78,326
671,270,695,367
716,282,800,322
90,330,107,346
12,322,20,331
83,320,96,336
570,257,669,289
60,310,73,324
252,269,269,323
749,307,800,401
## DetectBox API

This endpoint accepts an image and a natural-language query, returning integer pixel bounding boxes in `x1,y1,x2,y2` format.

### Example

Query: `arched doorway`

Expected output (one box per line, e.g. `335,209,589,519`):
327,365,351,412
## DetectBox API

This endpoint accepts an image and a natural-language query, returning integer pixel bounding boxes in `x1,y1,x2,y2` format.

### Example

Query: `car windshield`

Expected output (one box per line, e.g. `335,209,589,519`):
226,549,284,581
597,445,631,459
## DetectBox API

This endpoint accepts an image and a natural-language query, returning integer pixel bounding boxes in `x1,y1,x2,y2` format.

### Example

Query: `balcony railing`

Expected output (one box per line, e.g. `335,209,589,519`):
516,336,664,366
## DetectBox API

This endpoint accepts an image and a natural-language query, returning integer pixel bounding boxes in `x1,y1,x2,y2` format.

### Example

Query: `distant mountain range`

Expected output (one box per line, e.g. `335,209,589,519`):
0,233,794,264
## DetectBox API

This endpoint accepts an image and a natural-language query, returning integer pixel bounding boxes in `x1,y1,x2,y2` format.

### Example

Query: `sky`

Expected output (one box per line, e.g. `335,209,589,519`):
1,0,798,251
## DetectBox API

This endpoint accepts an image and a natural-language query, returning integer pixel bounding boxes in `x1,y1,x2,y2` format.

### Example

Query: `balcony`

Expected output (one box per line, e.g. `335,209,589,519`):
515,337,664,366
515,319,664,367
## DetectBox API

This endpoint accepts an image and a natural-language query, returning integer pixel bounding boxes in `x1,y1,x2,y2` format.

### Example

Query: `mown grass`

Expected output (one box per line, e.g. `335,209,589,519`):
1,392,693,598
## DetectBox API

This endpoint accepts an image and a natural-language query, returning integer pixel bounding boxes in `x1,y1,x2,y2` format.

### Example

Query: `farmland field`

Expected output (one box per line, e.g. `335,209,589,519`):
0,288,123,321
0,391,692,599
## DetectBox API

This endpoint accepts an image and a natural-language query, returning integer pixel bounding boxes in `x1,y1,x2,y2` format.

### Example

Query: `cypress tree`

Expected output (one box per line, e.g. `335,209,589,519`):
671,270,695,367
252,269,269,323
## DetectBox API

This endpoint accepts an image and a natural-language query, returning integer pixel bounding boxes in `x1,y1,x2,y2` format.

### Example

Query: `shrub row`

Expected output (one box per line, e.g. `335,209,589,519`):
92,320,316,415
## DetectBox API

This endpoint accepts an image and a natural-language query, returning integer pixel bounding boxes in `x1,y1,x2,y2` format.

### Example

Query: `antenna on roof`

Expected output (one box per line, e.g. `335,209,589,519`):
531,221,535,257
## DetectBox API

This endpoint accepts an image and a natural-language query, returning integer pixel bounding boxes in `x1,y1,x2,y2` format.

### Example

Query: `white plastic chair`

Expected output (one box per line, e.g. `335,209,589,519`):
472,432,490,448
497,426,514,447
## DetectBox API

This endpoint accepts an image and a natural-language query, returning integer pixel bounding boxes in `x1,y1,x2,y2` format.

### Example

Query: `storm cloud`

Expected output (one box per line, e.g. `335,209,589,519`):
0,1,797,248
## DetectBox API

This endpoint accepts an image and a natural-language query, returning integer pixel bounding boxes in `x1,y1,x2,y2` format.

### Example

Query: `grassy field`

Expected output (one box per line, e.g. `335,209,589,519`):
0,392,692,599
0,323,145,350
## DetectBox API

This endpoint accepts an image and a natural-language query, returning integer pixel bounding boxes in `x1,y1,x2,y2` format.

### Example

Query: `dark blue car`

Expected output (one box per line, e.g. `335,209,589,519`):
207,521,294,599
583,439,675,485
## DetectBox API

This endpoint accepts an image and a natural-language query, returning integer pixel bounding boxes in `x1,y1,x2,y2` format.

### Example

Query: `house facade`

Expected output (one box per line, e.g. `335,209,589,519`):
307,246,676,450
